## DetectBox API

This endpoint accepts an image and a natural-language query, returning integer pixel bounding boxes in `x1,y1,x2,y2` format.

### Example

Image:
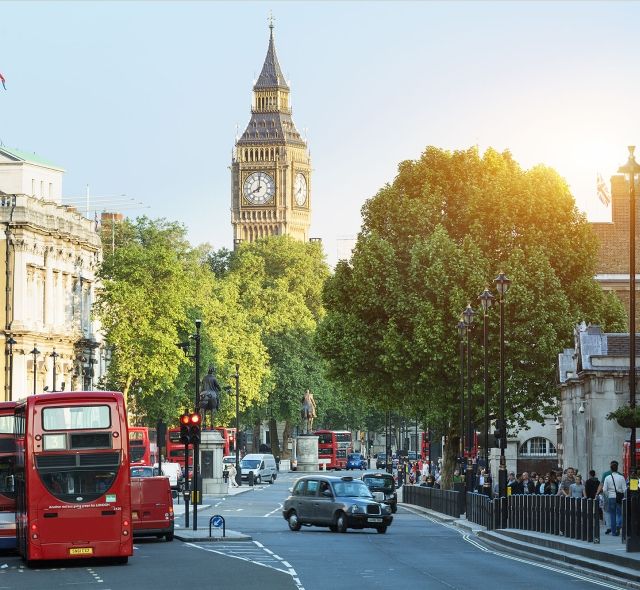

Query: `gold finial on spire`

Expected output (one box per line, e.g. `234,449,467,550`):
268,10,275,36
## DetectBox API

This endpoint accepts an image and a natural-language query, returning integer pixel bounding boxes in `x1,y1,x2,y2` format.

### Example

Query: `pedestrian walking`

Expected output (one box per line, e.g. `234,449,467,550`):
569,474,586,498
227,463,239,487
601,460,625,536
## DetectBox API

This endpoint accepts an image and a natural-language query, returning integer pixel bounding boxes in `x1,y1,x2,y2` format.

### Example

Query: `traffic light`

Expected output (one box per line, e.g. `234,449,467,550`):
188,413,201,445
493,419,507,449
179,414,191,444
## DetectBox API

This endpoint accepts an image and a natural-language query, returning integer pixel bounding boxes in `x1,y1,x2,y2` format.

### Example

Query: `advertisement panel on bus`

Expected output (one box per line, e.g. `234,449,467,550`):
15,391,133,563
0,401,16,549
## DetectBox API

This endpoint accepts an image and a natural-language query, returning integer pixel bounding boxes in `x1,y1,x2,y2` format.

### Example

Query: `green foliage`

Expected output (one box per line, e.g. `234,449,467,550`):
318,146,626,437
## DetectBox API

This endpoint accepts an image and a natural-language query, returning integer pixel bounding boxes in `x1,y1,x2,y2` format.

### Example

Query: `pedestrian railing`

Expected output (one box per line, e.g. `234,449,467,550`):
463,492,601,543
402,485,462,518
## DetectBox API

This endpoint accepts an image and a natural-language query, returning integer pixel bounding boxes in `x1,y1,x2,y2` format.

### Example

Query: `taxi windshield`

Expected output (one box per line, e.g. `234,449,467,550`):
333,480,373,498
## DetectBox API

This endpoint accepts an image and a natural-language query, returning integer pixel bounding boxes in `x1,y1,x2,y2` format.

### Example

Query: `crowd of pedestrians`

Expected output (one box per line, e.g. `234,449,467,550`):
394,455,631,536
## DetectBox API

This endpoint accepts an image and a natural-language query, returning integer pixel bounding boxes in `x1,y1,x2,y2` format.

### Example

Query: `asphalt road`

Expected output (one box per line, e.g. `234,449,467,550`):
0,470,630,590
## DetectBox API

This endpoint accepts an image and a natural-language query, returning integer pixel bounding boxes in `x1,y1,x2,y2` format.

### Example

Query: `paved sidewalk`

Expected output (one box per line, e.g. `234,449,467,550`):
400,500,640,588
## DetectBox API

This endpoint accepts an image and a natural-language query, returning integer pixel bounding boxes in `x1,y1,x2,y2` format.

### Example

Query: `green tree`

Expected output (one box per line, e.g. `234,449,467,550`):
317,146,626,486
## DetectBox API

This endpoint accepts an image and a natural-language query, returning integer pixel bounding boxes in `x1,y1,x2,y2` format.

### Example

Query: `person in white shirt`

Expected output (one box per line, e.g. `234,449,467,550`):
601,460,626,536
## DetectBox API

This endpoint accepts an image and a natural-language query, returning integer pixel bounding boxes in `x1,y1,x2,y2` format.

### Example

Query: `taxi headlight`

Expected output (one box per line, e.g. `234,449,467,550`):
381,505,392,515
349,504,362,514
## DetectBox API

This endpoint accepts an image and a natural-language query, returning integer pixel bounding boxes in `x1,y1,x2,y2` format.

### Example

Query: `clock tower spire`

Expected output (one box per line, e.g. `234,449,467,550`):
231,22,311,245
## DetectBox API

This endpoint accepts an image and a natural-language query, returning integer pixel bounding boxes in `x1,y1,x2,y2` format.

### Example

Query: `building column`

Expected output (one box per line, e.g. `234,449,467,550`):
12,251,26,329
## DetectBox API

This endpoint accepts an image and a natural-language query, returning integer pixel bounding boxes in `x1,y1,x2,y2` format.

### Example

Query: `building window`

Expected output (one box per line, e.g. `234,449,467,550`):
519,437,557,457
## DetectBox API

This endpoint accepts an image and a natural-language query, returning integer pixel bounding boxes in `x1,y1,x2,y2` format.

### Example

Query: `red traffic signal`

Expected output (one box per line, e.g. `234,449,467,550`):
189,413,200,425
179,413,190,444
180,414,190,425
188,413,201,444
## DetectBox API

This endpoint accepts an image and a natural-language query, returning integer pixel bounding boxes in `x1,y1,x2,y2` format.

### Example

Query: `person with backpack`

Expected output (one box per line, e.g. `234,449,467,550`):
601,460,625,536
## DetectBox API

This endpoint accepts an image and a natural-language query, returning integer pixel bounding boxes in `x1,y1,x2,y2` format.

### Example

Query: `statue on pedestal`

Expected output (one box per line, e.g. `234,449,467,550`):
199,366,222,429
300,389,317,434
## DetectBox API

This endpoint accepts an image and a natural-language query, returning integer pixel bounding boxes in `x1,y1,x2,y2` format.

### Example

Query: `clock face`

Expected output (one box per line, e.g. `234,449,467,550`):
294,173,307,206
243,172,275,205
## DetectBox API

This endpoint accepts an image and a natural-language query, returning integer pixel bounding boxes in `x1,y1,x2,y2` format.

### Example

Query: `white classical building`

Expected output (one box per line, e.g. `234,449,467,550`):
557,323,632,477
0,146,105,401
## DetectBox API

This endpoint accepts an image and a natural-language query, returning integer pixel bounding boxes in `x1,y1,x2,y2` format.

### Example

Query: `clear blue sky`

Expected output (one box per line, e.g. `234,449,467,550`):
1,1,639,264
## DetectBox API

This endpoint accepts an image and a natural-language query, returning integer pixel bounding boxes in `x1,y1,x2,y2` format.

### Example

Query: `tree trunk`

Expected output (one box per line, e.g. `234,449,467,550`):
440,431,460,491
281,420,292,459
269,417,281,459
252,419,261,453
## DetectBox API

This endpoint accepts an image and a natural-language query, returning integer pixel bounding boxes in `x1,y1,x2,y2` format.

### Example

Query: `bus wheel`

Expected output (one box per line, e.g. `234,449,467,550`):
114,556,129,565
165,532,174,542
288,511,301,531
335,512,348,533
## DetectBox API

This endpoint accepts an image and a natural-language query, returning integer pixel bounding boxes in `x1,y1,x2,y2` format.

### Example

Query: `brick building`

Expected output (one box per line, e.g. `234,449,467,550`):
591,174,639,318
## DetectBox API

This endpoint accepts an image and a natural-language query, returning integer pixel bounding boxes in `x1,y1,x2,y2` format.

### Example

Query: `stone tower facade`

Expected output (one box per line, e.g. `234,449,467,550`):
230,24,311,245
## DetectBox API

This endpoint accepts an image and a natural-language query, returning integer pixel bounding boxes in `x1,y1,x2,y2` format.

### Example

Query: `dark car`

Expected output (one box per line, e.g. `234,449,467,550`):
346,453,367,470
375,452,387,469
362,472,398,513
282,475,393,534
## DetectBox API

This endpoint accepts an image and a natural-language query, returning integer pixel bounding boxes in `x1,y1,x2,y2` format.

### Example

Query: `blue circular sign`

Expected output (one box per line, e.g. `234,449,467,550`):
212,516,223,528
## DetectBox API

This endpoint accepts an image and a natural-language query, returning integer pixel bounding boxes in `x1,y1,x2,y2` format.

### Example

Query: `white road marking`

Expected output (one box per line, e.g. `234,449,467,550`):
263,503,283,517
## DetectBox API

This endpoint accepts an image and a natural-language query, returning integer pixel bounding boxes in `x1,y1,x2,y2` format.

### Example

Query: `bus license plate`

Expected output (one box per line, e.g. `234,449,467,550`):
69,547,93,556
368,517,383,523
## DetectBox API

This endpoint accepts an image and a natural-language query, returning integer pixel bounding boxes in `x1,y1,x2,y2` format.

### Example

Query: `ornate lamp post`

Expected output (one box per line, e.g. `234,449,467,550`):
233,363,242,487
618,146,640,552
462,303,475,491
50,348,59,392
457,318,467,469
479,287,494,495
30,345,40,396
6,336,16,400
494,272,511,499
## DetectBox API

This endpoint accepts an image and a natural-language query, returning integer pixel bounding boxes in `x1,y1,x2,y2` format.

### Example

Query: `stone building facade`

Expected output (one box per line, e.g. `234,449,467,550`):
557,323,632,476
0,146,105,401
230,23,311,244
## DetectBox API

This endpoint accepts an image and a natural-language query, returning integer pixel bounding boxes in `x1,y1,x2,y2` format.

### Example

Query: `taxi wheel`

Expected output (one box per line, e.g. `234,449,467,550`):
391,504,397,514
376,526,387,534
335,511,348,533
329,525,338,532
288,511,301,531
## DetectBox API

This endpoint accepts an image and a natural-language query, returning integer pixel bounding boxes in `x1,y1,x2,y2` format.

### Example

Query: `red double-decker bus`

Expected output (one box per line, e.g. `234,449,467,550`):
14,391,132,564
315,430,352,470
623,438,640,479
128,427,158,466
214,427,236,457
0,402,16,549
420,431,430,463
166,428,192,470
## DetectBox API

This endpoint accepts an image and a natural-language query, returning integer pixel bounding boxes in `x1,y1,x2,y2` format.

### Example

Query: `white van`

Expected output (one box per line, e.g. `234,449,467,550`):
154,462,183,490
240,454,278,484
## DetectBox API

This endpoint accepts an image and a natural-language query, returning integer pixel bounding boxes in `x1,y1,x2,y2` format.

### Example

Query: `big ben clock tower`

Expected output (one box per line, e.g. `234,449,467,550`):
231,22,311,244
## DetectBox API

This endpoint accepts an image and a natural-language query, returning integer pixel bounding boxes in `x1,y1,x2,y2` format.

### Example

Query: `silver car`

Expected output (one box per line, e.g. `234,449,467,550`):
282,475,393,534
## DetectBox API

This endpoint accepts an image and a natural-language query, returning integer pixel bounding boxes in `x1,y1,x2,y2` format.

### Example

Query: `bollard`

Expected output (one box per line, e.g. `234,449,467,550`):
248,471,254,487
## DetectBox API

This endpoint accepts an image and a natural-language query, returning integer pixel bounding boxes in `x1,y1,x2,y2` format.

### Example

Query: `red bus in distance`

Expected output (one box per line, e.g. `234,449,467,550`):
0,401,16,549
14,391,133,564
214,427,236,457
128,427,158,466
315,430,353,470
165,428,192,470
623,438,640,479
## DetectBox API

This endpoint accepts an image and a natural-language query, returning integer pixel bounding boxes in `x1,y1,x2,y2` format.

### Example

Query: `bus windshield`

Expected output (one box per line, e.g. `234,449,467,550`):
0,416,12,434
42,406,111,430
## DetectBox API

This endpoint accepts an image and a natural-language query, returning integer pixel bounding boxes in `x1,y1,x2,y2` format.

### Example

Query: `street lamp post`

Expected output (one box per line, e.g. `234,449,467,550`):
30,345,40,396
618,146,640,553
50,348,59,392
479,287,494,495
494,272,511,499
6,336,16,400
192,319,201,531
457,319,466,470
234,363,242,487
463,303,475,492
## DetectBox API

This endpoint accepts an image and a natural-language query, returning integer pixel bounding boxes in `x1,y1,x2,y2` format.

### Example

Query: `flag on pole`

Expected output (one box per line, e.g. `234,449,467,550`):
0,73,6,90
597,172,610,207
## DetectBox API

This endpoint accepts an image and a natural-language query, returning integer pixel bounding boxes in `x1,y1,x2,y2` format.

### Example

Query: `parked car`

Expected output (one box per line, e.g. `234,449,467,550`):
130,466,156,478
240,453,278,484
282,475,393,534
346,453,367,470
361,472,398,513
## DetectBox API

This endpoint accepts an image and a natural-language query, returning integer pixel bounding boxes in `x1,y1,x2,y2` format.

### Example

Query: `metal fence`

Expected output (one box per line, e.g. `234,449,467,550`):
463,492,601,543
402,485,462,518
